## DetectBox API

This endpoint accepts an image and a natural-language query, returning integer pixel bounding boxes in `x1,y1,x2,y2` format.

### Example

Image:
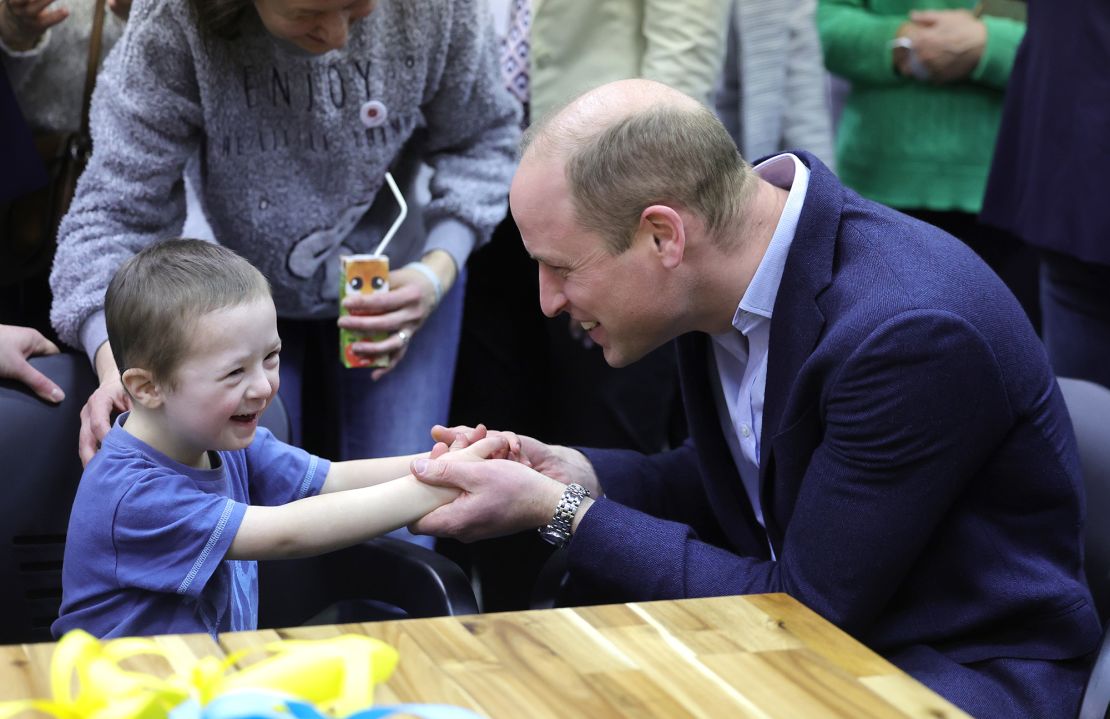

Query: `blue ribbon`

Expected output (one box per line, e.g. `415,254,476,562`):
171,691,485,719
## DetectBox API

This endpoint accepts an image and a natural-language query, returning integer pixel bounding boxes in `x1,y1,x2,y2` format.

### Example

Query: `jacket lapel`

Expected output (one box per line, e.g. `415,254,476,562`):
675,152,842,558
677,334,771,559
757,152,840,541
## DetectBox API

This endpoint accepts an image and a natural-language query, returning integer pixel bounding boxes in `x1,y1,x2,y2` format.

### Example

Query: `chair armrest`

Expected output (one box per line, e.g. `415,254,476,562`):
1079,625,1110,719
259,538,478,629
320,537,479,618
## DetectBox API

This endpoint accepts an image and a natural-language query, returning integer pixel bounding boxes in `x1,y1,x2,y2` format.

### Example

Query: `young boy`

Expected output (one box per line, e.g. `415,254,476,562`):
53,239,508,639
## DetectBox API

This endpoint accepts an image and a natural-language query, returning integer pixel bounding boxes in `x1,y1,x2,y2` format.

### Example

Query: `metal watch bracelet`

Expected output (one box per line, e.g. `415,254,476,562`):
538,483,590,548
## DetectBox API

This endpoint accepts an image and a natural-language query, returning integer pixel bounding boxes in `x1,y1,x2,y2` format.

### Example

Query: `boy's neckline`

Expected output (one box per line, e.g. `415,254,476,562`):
114,412,224,474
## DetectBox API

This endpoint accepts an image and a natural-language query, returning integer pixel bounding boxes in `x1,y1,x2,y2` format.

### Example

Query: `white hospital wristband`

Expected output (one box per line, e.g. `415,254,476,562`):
404,261,443,305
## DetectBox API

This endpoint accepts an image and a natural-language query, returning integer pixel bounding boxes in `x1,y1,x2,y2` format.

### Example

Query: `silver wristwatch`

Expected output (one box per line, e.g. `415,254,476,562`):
538,483,591,548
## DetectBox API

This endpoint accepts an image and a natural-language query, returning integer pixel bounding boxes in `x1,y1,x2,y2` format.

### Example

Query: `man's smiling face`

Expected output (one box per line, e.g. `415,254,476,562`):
510,153,679,368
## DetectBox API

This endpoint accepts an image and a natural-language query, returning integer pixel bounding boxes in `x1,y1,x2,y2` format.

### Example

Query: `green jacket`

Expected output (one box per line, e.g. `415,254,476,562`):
818,0,1024,212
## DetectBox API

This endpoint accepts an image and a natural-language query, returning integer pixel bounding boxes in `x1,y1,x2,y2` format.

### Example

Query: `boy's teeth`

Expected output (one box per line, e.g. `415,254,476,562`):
581,321,598,331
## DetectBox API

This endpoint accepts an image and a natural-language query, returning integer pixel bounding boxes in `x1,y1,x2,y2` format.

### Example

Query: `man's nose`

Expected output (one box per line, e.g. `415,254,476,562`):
537,265,567,318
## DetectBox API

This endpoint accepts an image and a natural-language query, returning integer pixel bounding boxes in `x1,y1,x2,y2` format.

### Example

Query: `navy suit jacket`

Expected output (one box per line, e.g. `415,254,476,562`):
569,153,1101,717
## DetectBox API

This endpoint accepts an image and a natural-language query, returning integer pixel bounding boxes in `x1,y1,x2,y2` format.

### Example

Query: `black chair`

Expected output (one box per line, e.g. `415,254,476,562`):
257,537,478,627
0,353,475,643
0,353,98,642
1058,377,1110,719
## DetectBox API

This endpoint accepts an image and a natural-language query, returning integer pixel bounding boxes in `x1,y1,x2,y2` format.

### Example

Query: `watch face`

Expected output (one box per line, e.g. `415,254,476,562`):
538,526,567,546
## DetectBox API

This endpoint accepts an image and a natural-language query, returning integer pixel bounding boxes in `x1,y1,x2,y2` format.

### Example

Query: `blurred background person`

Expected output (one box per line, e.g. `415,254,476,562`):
817,0,1038,326
1,0,125,338
981,0,1110,389
716,0,836,171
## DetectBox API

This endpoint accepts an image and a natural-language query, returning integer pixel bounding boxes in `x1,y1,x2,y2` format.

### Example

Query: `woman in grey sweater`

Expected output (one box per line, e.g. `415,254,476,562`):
50,0,519,472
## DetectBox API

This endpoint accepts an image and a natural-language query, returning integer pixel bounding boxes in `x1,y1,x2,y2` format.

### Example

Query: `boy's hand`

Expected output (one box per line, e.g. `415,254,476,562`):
431,423,597,495
431,423,529,465
429,433,519,463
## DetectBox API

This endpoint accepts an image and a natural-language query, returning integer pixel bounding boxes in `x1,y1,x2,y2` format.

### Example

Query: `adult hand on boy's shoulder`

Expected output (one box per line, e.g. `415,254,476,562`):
79,343,131,466
0,324,64,403
79,379,129,465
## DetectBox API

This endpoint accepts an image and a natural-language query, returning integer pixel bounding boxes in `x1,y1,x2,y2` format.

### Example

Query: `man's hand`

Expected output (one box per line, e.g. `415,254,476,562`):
79,343,130,466
0,0,68,51
902,9,986,84
0,325,64,403
432,424,600,494
408,457,569,543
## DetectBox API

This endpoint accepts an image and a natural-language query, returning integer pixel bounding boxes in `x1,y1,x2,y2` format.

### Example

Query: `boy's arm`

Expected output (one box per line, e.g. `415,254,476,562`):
320,453,428,494
319,426,523,494
227,474,455,560
229,434,513,559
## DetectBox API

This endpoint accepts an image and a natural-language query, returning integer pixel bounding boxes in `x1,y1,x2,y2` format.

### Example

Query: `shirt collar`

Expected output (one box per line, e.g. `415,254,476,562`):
731,153,810,333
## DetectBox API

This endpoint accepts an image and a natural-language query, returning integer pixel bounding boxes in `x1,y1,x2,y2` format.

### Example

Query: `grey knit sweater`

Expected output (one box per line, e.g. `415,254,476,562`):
50,0,520,357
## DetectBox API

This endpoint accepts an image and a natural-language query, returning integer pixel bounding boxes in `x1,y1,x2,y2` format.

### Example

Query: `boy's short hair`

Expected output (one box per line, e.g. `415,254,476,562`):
106,239,271,385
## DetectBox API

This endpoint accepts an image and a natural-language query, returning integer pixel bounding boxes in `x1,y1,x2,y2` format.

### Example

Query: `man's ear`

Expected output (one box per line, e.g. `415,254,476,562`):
639,205,686,269
121,368,164,409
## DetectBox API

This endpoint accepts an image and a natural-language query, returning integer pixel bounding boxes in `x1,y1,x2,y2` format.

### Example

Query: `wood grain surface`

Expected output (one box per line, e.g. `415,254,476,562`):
0,594,970,718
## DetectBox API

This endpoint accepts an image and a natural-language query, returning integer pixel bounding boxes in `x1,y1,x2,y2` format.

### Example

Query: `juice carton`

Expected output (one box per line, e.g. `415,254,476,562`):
339,254,390,368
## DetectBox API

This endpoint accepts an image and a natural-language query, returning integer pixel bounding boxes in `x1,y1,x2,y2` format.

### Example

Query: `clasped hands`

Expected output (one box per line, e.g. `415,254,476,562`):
405,424,600,543
893,9,987,84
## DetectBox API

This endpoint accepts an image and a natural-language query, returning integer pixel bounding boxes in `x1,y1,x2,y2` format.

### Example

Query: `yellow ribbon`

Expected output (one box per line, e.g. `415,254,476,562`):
0,630,398,719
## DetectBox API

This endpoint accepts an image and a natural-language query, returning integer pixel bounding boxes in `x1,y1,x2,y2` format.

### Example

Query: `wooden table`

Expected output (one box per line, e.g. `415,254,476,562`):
0,594,969,718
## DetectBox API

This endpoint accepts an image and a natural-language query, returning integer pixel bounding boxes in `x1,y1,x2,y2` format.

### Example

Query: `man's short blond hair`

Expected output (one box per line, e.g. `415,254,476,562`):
105,239,271,386
523,102,757,254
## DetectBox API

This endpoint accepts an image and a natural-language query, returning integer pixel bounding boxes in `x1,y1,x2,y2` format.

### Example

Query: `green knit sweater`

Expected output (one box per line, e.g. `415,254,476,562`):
817,0,1024,213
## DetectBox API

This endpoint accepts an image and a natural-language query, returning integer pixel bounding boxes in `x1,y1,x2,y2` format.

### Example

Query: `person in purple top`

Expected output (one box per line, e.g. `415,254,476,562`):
53,239,513,639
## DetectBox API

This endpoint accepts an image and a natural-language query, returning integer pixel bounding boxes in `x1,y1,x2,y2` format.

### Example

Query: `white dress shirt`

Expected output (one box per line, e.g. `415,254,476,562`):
709,153,810,539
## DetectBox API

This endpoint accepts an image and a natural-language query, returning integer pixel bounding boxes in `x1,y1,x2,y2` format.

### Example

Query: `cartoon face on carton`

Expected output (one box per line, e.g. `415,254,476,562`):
339,255,390,368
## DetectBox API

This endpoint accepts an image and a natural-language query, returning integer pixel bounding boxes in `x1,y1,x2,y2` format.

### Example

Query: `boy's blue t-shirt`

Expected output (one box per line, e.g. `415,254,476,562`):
52,414,329,639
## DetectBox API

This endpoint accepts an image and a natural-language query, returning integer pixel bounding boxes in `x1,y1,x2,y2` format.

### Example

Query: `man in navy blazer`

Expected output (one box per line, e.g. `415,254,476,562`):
411,79,1100,717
